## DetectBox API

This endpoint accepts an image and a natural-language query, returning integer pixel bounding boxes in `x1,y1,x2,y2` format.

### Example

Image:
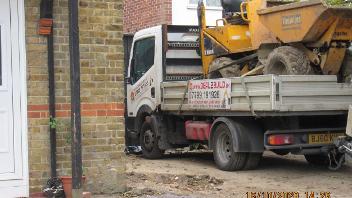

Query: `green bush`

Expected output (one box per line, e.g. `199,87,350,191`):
324,0,352,6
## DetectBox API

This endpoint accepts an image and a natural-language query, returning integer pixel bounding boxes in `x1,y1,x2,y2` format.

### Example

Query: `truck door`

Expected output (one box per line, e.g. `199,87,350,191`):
126,34,158,117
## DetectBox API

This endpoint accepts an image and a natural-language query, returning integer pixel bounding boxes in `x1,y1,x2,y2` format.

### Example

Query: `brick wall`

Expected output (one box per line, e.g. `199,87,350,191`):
123,0,172,34
25,0,126,194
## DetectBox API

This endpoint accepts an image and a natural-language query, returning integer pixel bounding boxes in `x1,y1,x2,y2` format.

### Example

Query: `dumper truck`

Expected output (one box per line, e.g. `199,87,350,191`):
124,25,352,171
198,0,352,80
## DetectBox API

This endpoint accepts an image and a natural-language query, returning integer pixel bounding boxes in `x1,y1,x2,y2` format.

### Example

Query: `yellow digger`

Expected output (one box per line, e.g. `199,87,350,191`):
198,0,352,82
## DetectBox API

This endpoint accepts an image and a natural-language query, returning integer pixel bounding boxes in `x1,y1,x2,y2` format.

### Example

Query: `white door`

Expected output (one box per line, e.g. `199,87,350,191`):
0,0,16,177
0,0,29,197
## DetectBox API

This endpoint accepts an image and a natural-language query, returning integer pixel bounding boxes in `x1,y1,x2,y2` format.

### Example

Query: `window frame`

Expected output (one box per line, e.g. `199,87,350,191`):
129,36,156,84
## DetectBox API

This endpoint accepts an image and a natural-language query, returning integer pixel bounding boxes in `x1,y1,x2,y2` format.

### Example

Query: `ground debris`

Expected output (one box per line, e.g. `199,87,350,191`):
127,171,224,193
180,175,224,191
121,152,352,198
119,187,160,198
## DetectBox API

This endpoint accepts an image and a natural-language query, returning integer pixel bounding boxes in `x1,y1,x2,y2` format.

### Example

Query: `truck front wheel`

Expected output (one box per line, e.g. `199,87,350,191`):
140,118,164,159
213,123,247,171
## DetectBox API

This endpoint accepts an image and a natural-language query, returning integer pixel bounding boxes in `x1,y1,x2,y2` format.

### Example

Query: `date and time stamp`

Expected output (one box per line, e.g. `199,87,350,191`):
246,191,331,198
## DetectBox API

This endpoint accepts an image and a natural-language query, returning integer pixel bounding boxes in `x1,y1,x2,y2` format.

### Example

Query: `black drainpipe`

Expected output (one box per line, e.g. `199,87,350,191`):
40,0,56,178
68,0,83,195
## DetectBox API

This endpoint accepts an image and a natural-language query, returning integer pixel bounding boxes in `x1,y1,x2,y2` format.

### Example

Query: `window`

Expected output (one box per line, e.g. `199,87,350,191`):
189,0,221,7
130,37,155,83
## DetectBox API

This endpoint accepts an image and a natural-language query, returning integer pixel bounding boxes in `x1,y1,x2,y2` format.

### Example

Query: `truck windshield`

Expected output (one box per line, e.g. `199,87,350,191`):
131,37,155,83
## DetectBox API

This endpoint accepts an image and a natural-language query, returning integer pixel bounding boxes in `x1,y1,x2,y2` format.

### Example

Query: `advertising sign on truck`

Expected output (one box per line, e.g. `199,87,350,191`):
188,79,232,110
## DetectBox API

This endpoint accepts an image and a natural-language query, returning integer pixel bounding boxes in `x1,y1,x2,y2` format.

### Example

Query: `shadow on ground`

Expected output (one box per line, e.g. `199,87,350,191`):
159,151,352,173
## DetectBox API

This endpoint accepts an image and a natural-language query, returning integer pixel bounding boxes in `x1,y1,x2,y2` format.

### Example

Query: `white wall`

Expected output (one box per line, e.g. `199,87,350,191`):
172,0,223,26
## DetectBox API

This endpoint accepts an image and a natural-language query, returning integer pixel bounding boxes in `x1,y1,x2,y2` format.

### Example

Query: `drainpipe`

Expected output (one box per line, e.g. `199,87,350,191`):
68,0,83,197
39,0,56,178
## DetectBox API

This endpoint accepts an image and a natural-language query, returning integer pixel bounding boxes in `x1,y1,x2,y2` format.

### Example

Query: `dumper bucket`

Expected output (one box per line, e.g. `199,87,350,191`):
257,0,352,43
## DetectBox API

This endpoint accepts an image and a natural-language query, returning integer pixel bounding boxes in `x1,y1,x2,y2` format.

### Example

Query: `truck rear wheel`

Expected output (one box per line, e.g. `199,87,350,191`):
213,123,247,171
140,118,163,159
304,154,329,166
264,46,313,75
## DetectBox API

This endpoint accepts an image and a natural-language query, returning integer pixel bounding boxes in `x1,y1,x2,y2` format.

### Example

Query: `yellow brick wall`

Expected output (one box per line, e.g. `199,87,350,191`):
25,0,126,194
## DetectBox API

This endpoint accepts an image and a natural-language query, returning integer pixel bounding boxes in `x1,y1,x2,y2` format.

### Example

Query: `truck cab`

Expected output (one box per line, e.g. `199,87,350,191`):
125,25,202,144
126,26,162,118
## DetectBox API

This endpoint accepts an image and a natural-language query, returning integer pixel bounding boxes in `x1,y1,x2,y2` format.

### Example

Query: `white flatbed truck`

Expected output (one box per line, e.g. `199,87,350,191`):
124,25,352,171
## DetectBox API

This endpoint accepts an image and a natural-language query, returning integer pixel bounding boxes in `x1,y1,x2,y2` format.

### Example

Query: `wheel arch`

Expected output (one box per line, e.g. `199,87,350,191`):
209,117,264,152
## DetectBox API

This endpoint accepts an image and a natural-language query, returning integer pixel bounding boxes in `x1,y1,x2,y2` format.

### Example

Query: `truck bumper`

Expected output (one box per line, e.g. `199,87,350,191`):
264,127,346,154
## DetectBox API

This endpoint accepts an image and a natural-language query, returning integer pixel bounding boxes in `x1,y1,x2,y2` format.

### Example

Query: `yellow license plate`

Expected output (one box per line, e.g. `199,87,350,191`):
309,133,345,144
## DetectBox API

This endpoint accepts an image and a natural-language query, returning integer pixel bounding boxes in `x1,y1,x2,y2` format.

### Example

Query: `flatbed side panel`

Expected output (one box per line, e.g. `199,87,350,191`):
276,76,352,111
161,75,275,112
161,75,352,113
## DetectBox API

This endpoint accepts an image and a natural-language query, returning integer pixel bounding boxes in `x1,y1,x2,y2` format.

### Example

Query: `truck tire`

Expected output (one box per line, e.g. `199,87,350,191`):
264,46,313,75
208,57,241,78
304,154,329,166
208,71,223,79
140,118,164,159
243,153,262,170
213,123,247,171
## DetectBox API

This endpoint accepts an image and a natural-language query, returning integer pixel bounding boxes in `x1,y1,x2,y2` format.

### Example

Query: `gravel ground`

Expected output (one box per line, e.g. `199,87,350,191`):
98,151,352,198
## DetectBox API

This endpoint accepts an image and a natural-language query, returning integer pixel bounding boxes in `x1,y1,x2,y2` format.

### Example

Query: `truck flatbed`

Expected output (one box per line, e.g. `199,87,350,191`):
161,75,352,116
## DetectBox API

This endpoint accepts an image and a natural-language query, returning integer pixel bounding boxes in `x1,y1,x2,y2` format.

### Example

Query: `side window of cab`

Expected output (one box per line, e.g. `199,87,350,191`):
130,37,155,84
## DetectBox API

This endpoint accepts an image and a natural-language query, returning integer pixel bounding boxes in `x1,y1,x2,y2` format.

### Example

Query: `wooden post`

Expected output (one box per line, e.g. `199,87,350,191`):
68,0,82,197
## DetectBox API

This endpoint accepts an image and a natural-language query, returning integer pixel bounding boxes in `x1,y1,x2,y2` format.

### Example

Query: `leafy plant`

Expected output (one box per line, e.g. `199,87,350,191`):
49,117,57,129
324,0,352,6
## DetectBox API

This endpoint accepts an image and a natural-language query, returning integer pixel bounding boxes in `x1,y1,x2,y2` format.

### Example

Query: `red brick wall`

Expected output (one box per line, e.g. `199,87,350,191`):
123,0,172,34
28,103,124,119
